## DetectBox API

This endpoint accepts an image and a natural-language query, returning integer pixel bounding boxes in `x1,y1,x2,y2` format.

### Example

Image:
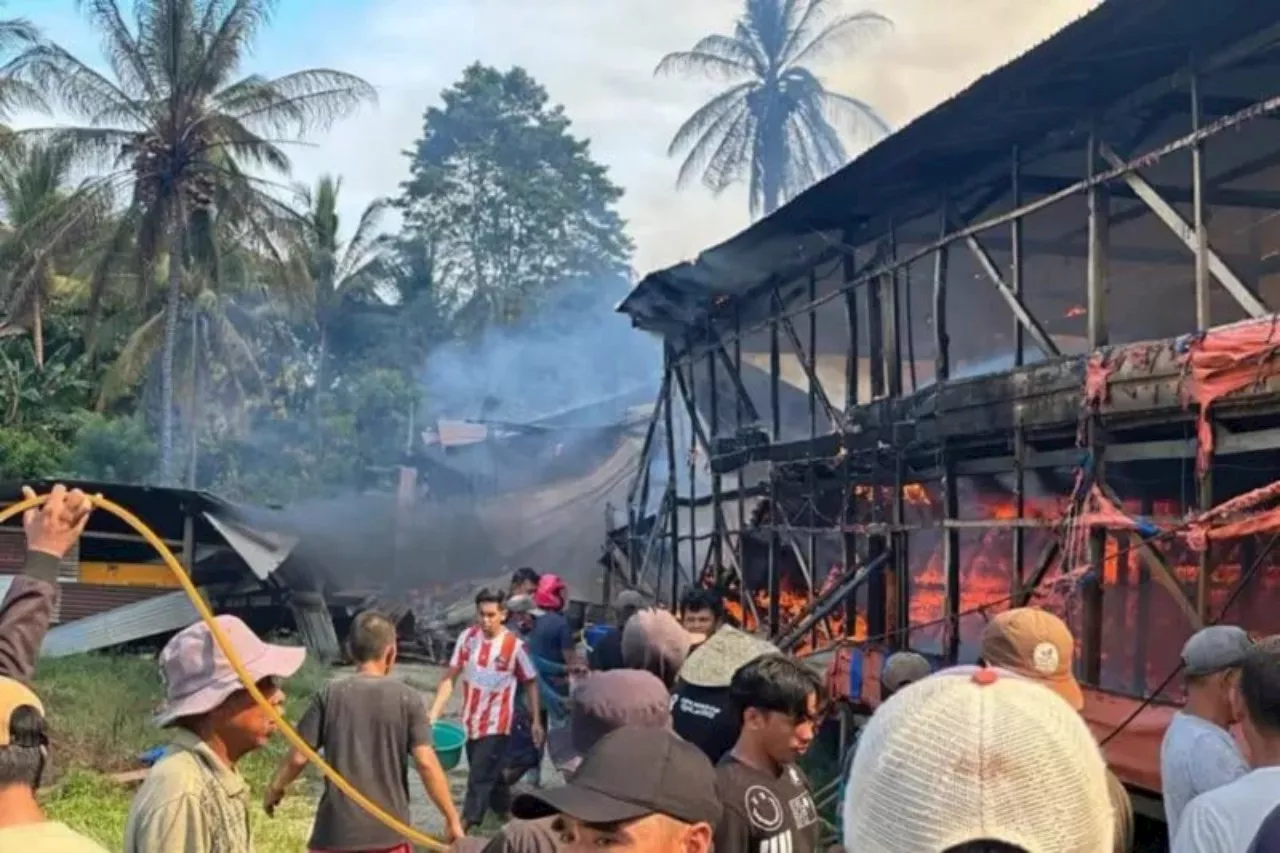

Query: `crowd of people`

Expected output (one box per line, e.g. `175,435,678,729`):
3,486,1280,852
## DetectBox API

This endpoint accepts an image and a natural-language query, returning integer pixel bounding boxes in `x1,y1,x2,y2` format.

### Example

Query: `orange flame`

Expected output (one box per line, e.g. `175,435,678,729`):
720,482,1271,693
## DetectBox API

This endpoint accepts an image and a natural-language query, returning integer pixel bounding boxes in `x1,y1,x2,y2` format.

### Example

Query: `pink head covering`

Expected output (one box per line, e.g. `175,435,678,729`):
533,574,567,611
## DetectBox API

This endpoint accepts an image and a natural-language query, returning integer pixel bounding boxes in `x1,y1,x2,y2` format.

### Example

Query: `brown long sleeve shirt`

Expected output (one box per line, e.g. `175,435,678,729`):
0,550,61,682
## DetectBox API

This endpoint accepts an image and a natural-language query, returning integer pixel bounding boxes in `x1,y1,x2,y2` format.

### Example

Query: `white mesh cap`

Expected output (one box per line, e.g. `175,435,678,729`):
842,665,1114,853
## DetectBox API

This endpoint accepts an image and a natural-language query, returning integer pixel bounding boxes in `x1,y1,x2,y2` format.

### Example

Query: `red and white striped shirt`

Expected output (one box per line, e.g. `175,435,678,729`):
449,626,536,740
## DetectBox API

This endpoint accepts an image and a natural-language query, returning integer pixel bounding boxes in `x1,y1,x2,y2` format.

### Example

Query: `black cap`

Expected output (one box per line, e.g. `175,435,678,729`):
512,727,722,827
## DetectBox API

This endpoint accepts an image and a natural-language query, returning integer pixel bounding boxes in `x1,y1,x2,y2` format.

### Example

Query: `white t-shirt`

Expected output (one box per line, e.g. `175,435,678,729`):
1161,711,1249,842
1173,766,1280,853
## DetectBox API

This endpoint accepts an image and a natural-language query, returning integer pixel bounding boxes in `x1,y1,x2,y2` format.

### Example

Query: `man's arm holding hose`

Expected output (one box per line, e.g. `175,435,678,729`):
264,689,325,816
0,485,92,681
412,743,464,842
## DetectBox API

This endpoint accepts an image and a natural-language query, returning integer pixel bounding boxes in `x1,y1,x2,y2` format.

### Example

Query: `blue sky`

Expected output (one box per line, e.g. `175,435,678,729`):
4,0,1098,276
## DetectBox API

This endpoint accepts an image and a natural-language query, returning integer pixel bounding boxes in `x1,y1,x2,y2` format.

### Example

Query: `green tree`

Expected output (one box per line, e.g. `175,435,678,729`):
12,0,375,482
286,175,392,404
657,0,891,217
0,141,107,369
398,63,632,330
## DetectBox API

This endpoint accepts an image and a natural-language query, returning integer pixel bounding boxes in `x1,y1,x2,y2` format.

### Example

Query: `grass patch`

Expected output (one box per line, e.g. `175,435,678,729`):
34,651,329,853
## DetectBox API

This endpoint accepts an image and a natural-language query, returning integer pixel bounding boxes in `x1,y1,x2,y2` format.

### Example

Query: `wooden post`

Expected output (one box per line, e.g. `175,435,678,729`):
687,355,698,582
931,207,950,383
1191,71,1213,623
842,240,859,634
845,236,860,408
1011,147,1026,588
708,345,723,587
663,347,680,608
768,309,782,637
1087,131,1110,350
1191,69,1210,331
891,453,907,648
942,454,961,664
1133,496,1154,694
734,305,749,620
867,251,886,400
1083,527,1106,685
885,225,903,398
807,269,820,646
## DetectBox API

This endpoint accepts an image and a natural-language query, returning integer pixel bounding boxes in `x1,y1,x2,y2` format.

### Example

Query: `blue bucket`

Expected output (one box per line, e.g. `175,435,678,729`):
432,720,467,771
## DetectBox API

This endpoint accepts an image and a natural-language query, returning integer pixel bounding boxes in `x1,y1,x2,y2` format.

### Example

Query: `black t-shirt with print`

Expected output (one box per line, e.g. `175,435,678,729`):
714,755,820,853
670,678,741,765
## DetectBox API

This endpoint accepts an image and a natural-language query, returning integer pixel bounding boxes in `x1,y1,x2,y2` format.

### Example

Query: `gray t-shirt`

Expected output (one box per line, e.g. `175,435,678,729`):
296,674,432,851
1160,711,1249,842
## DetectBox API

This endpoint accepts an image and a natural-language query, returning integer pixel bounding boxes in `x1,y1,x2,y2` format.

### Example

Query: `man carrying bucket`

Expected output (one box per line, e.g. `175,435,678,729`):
431,588,544,833
266,610,464,849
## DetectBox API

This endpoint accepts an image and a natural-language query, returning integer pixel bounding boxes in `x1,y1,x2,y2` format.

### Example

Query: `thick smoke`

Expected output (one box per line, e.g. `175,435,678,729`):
242,276,663,600
420,276,660,425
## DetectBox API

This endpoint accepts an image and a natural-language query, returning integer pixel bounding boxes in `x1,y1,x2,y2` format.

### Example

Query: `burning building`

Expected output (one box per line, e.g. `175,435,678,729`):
611,0,1280,811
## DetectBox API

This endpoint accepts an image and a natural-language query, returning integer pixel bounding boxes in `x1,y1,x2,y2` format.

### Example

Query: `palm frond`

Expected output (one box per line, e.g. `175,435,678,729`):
784,11,891,68
215,68,375,136
73,0,157,99
821,89,892,138
8,42,145,126
98,306,163,406
667,82,753,158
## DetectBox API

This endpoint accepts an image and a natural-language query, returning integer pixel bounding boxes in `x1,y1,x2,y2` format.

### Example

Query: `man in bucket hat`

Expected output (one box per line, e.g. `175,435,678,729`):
123,615,306,853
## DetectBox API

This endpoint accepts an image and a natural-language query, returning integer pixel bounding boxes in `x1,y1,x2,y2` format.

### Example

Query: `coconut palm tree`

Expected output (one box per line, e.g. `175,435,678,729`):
287,174,392,404
10,0,375,482
0,141,108,369
657,0,892,217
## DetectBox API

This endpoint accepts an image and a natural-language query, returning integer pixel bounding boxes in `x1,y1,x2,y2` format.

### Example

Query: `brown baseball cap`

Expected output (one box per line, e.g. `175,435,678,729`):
979,608,1083,711
546,669,672,775
513,727,722,828
0,676,44,746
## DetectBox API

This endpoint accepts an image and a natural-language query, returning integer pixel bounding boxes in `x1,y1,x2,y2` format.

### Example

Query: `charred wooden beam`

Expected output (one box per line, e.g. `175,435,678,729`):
708,347,723,585
713,344,761,424
954,221,1061,358
776,551,892,653
932,206,950,382
663,346,680,607
1099,142,1268,318
773,289,839,428
1016,175,1280,211
1087,131,1110,349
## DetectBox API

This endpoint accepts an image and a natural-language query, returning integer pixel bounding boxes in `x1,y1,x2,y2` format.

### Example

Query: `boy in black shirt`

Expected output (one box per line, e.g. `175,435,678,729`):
714,654,825,853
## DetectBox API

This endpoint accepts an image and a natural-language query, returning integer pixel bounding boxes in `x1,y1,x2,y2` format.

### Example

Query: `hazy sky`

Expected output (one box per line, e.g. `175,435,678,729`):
9,0,1101,277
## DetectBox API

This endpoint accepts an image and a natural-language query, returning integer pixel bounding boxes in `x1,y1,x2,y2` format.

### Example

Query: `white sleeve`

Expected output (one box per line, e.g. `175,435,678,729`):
1173,796,1231,853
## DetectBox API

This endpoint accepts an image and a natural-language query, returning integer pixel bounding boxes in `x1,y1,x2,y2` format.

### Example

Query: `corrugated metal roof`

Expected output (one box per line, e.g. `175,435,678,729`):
41,588,201,657
621,0,1280,337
